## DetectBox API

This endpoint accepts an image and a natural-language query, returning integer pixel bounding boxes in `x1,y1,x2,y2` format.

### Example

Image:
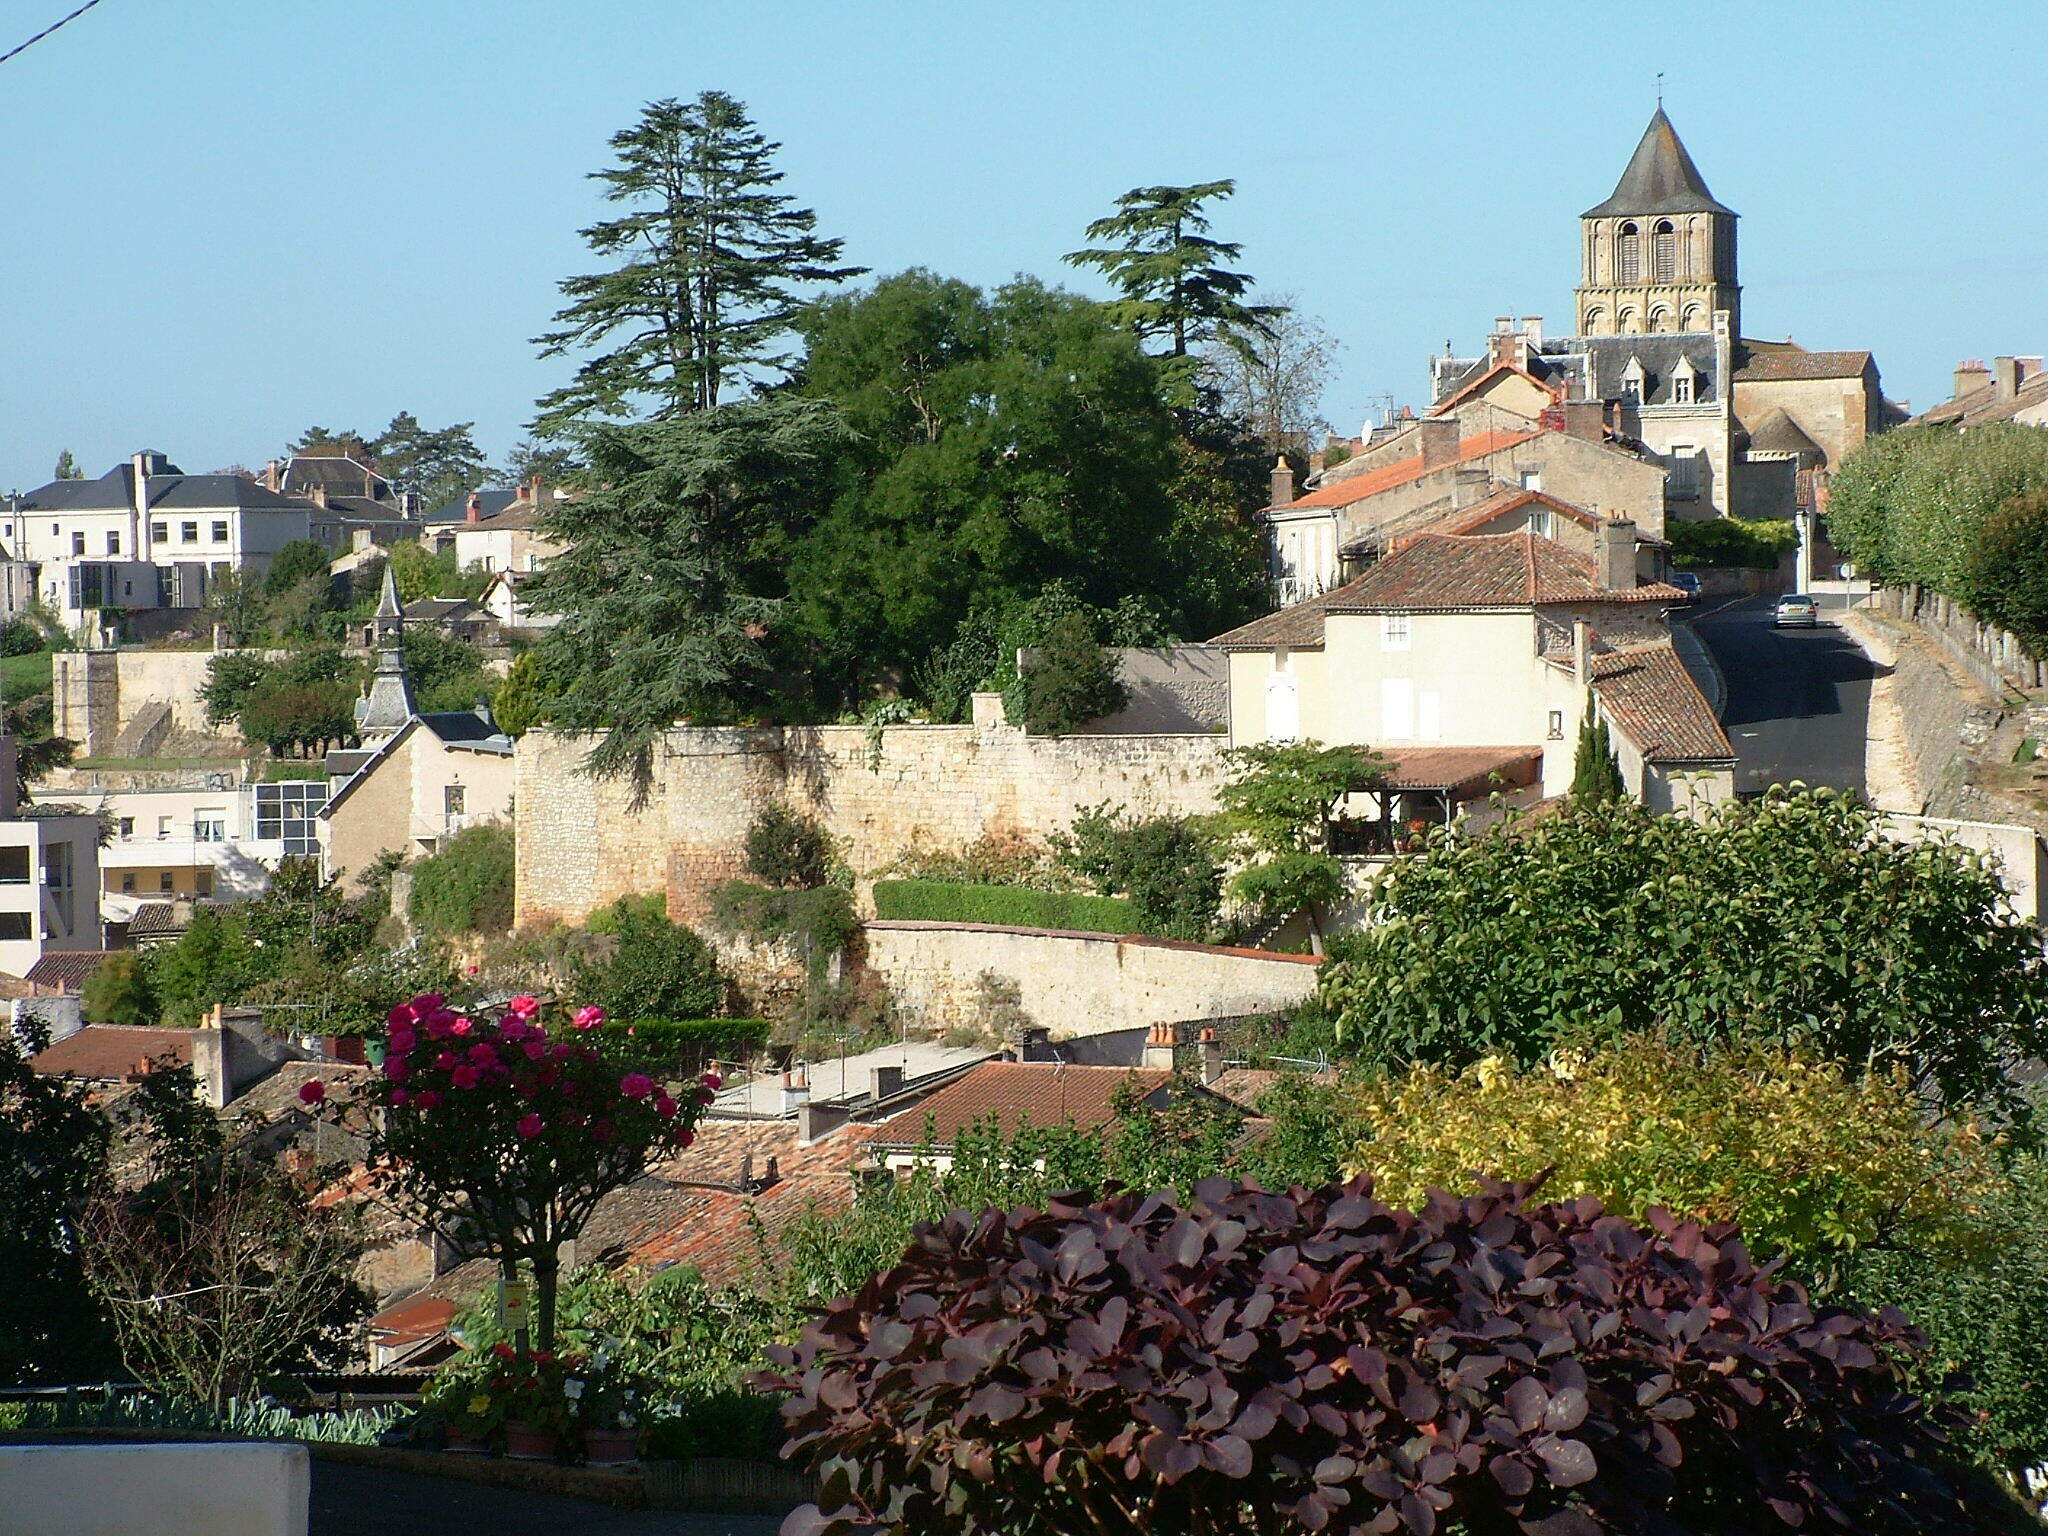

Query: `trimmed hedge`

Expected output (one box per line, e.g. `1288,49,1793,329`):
603,1017,771,1073
871,878,1139,934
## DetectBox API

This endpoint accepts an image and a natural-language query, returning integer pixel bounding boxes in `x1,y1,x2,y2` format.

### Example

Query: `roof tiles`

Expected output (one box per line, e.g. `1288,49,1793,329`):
1590,641,1735,762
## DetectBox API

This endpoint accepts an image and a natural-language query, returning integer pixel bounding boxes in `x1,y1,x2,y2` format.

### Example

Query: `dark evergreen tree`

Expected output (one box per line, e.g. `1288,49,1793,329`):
371,413,490,510
52,449,83,481
1570,697,1625,801
1065,180,1279,358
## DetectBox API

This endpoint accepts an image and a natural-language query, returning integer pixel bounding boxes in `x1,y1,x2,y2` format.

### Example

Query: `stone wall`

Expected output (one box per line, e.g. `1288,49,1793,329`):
54,647,285,757
1873,584,2046,693
514,723,1229,928
862,920,1321,1040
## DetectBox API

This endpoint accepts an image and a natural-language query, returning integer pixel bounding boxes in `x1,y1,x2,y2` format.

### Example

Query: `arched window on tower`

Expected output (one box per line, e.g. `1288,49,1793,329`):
1653,220,1677,282
1583,307,1606,336
1617,222,1640,283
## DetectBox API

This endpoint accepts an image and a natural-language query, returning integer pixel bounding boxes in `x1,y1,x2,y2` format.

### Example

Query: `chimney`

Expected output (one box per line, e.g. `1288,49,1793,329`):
2017,357,2045,387
780,1067,809,1115
1561,401,1606,442
465,490,483,525
1452,467,1491,509
527,474,547,510
1197,1027,1225,1086
1013,1024,1052,1062
1142,1023,1177,1073
1493,315,1513,334
1308,450,1326,477
130,452,150,522
1269,455,1295,507
262,459,283,493
1520,316,1543,346
310,483,328,509
1953,359,1992,401
1574,618,1593,687
1597,518,1637,590
1415,417,1461,470
868,1063,904,1102
1993,357,2022,401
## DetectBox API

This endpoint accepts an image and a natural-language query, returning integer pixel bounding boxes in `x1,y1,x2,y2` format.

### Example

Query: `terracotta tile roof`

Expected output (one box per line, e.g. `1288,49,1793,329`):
1433,487,1599,537
1589,641,1735,762
1327,532,1686,612
25,951,113,993
1733,347,1873,383
1913,369,2048,429
1205,1066,1341,1112
1378,747,1544,795
1279,430,1539,510
1208,575,1368,649
367,1291,460,1349
869,1061,1172,1149
31,1024,198,1080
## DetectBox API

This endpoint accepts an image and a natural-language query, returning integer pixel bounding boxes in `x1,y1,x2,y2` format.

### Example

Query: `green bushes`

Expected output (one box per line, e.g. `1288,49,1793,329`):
1050,803,1222,941
872,878,1139,933
743,802,833,890
1665,513,1800,570
602,1017,770,1073
81,951,158,1026
572,895,728,1021
1965,485,2048,651
1017,611,1127,734
406,822,515,936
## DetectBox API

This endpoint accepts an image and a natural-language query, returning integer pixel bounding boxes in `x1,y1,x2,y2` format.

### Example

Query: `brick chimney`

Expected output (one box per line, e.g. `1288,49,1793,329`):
1415,417,1461,470
1560,401,1606,442
465,490,483,525
1452,467,1491,509
1520,315,1543,346
1953,359,1992,400
1993,357,2022,401
780,1067,809,1114
1269,456,1295,508
527,474,548,510
310,483,328,509
1197,1027,1225,1086
1142,1023,1177,1073
1597,518,1637,590
261,459,283,492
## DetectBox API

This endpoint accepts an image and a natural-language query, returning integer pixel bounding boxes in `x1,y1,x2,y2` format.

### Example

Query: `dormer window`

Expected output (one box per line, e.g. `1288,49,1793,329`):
1620,357,1647,404
1671,355,1699,405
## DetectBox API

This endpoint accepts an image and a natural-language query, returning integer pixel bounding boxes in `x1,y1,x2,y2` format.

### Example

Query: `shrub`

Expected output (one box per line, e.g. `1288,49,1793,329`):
407,822,515,937
743,803,832,889
706,880,859,966
760,1178,1999,1536
1828,422,2048,594
572,897,727,1022
887,830,1056,888
1218,740,1388,951
264,539,335,597
81,951,159,1026
601,1017,771,1074
642,1388,786,1462
1964,486,2048,653
1569,700,1623,801
491,649,553,737
1019,611,1127,734
0,620,43,658
871,878,1138,934
1665,514,1800,570
1051,804,1222,942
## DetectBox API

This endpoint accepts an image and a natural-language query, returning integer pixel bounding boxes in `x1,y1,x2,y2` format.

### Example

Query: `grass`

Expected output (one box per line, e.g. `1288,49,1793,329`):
0,650,52,702
75,756,244,771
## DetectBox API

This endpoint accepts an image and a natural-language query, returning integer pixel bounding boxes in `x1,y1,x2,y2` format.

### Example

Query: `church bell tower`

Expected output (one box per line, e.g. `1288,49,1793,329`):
1574,108,1739,338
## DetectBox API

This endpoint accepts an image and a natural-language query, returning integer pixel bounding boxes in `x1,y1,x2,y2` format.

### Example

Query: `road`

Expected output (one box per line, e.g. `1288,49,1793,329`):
1685,594,1874,797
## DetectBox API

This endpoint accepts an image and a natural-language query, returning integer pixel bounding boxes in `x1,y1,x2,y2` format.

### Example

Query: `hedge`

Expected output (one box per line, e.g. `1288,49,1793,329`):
602,1017,771,1072
871,878,1139,934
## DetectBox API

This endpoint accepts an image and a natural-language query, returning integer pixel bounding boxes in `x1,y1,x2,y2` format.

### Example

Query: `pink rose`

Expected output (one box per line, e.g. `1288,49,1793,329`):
383,1056,409,1081
298,1079,326,1105
468,1042,500,1069
390,1088,410,1106
450,1018,473,1037
523,1039,547,1061
654,1094,677,1120
509,995,540,1019
573,1005,605,1031
387,1004,417,1028
414,1090,442,1110
435,1052,458,1071
516,1112,544,1139
388,1030,416,1056
701,1071,723,1091
619,1072,655,1100
451,1065,482,1090
411,994,445,1012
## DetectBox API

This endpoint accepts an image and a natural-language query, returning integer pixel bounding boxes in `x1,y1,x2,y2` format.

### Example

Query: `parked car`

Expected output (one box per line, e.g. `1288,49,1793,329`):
1773,594,1820,628
1668,571,1702,603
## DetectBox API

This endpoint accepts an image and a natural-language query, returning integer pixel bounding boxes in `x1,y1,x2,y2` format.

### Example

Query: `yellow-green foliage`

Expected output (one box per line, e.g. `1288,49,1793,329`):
1344,1040,2003,1266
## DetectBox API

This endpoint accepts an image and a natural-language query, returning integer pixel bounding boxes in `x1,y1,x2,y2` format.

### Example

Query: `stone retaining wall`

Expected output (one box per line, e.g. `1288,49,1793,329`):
1871,584,2045,694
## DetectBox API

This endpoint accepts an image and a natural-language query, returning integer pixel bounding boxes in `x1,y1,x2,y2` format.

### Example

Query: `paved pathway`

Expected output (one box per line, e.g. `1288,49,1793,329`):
311,1460,786,1536
1687,595,1874,796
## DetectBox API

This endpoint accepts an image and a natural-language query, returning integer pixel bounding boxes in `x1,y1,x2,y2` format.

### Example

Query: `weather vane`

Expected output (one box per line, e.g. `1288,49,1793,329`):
1656,72,1664,107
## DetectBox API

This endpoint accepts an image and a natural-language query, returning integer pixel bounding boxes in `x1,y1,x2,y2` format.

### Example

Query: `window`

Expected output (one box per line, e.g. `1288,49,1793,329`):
70,532,84,556
194,869,214,898
151,522,166,543
1381,678,1415,740
194,814,226,843
49,523,58,537
211,520,229,542
1617,222,1640,282
157,815,172,839
1547,709,1565,740
1519,469,1542,492
1528,508,1555,539
1672,373,1694,405
160,872,175,893
105,532,120,555
1264,674,1299,742
1653,220,1676,282
1381,614,1411,652
180,522,198,543
255,780,330,857
121,873,136,894
481,555,496,572
0,912,31,941
117,817,133,840
0,846,28,884
42,844,71,890
1668,447,1701,498
444,784,466,820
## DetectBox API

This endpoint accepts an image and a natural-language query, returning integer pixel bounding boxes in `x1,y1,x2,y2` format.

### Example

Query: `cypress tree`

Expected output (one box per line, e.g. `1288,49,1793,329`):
1571,698,1626,802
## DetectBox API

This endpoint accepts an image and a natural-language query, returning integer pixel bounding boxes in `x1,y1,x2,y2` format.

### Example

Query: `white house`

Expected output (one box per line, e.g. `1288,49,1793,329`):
0,737,101,979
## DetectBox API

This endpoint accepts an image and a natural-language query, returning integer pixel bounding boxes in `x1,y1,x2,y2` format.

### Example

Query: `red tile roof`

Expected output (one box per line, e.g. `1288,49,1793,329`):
366,1291,459,1348
25,952,113,993
869,1061,1172,1149
31,1024,197,1080
1328,533,1686,612
1432,487,1602,537
1278,430,1538,509
1589,641,1735,762
1377,747,1544,795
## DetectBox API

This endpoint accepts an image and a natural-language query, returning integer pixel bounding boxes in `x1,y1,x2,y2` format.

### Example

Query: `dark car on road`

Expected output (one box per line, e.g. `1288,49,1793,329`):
1772,594,1820,628
1668,571,1702,603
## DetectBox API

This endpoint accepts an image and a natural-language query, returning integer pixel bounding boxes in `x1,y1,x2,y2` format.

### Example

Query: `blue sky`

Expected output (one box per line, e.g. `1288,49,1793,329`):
1,0,2042,489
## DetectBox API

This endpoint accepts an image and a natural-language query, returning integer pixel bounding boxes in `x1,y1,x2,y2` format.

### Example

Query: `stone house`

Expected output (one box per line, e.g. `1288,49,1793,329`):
451,477,567,576
1213,525,1734,813
1911,355,2048,430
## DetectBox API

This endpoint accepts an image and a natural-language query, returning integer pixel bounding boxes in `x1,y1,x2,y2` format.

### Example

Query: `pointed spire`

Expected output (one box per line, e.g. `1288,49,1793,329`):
357,563,416,739
376,563,402,621
1583,108,1733,219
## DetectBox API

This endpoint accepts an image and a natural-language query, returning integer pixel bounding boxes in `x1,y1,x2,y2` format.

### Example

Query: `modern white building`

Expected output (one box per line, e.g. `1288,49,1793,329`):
0,737,101,979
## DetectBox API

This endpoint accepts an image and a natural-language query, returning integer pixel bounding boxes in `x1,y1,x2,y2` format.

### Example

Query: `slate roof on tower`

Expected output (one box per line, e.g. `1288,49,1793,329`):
1582,108,1735,218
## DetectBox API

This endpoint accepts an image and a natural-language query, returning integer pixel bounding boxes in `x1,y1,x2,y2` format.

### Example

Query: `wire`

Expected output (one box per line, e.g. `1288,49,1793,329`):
0,0,107,69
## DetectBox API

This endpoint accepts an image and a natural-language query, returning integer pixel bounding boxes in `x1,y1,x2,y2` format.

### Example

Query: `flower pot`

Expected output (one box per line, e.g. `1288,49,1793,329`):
364,1040,389,1067
505,1420,558,1460
446,1427,488,1455
583,1428,637,1466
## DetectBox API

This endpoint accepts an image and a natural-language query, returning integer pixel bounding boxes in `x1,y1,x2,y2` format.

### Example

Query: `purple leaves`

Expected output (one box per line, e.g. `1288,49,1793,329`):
755,1177,1991,1536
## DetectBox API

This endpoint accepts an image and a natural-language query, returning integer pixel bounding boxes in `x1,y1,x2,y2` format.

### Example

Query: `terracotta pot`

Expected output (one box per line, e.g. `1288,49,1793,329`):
446,1427,488,1455
584,1427,637,1465
505,1420,558,1460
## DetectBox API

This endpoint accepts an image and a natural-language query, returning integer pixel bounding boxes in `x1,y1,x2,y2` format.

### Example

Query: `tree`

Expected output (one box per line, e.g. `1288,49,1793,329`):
238,679,356,757
407,823,516,937
528,396,850,786
1196,299,1339,456
1318,790,2048,1126
492,649,553,737
1569,699,1624,801
1052,803,1223,942
1065,180,1279,360
144,908,257,1026
0,1017,114,1384
82,1067,368,1410
572,897,727,1022
761,1177,2005,1536
1827,423,2048,596
400,625,497,712
372,413,490,510
498,440,579,489
203,569,267,647
1964,485,2048,652
264,539,334,597
330,994,715,1350
52,449,83,481
533,90,863,433
82,950,159,1026
1216,740,1388,952
1019,611,1127,733
744,803,832,890
386,538,488,603
286,426,371,460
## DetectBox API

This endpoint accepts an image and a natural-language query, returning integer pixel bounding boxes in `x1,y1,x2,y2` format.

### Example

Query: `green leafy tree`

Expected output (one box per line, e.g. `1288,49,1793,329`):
1569,699,1625,801
1019,611,1127,734
82,951,159,1026
572,896,727,1022
1828,422,2048,595
497,440,579,489
1318,790,2048,1126
534,90,863,432
52,449,83,481
263,539,334,597
287,427,371,460
144,908,258,1027
371,413,490,511
529,396,849,786
1051,803,1222,942
491,649,553,737
1216,740,1388,952
744,803,832,890
1964,485,2048,652
407,823,516,937
200,651,270,727
203,569,267,647
1665,515,1801,571
1065,179,1279,361
400,626,497,713
238,679,356,756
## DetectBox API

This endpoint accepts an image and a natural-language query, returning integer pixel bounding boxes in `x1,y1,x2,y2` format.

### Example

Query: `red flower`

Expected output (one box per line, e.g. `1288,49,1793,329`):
573,1005,605,1031
451,1065,482,1090
383,1056,410,1082
509,995,540,1019
654,1094,677,1120
468,1042,501,1069
523,1039,548,1061
298,1078,326,1106
551,1042,572,1060
387,1004,418,1028
436,1052,458,1071
388,1030,416,1057
414,1090,442,1109
619,1072,655,1100
493,1343,515,1360
676,1128,696,1149
412,994,445,1012
517,1112,544,1139
592,1119,613,1143
390,1088,410,1106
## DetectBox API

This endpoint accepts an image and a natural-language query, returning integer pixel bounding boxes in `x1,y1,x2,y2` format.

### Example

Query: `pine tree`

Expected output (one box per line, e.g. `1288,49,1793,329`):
370,413,489,510
1571,697,1626,802
1065,181,1280,358
52,450,83,481
534,91,864,435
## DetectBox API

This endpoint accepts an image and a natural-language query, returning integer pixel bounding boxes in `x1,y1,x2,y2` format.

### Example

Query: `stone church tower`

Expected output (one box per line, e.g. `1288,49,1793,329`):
1574,109,1739,338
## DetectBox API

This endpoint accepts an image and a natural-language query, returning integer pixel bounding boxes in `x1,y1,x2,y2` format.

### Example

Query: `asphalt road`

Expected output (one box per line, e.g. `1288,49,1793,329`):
311,1461,786,1536
1686,595,1874,796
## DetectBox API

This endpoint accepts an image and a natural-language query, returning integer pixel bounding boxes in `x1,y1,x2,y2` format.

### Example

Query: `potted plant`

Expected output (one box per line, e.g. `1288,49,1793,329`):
499,1346,575,1460
570,1351,639,1465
